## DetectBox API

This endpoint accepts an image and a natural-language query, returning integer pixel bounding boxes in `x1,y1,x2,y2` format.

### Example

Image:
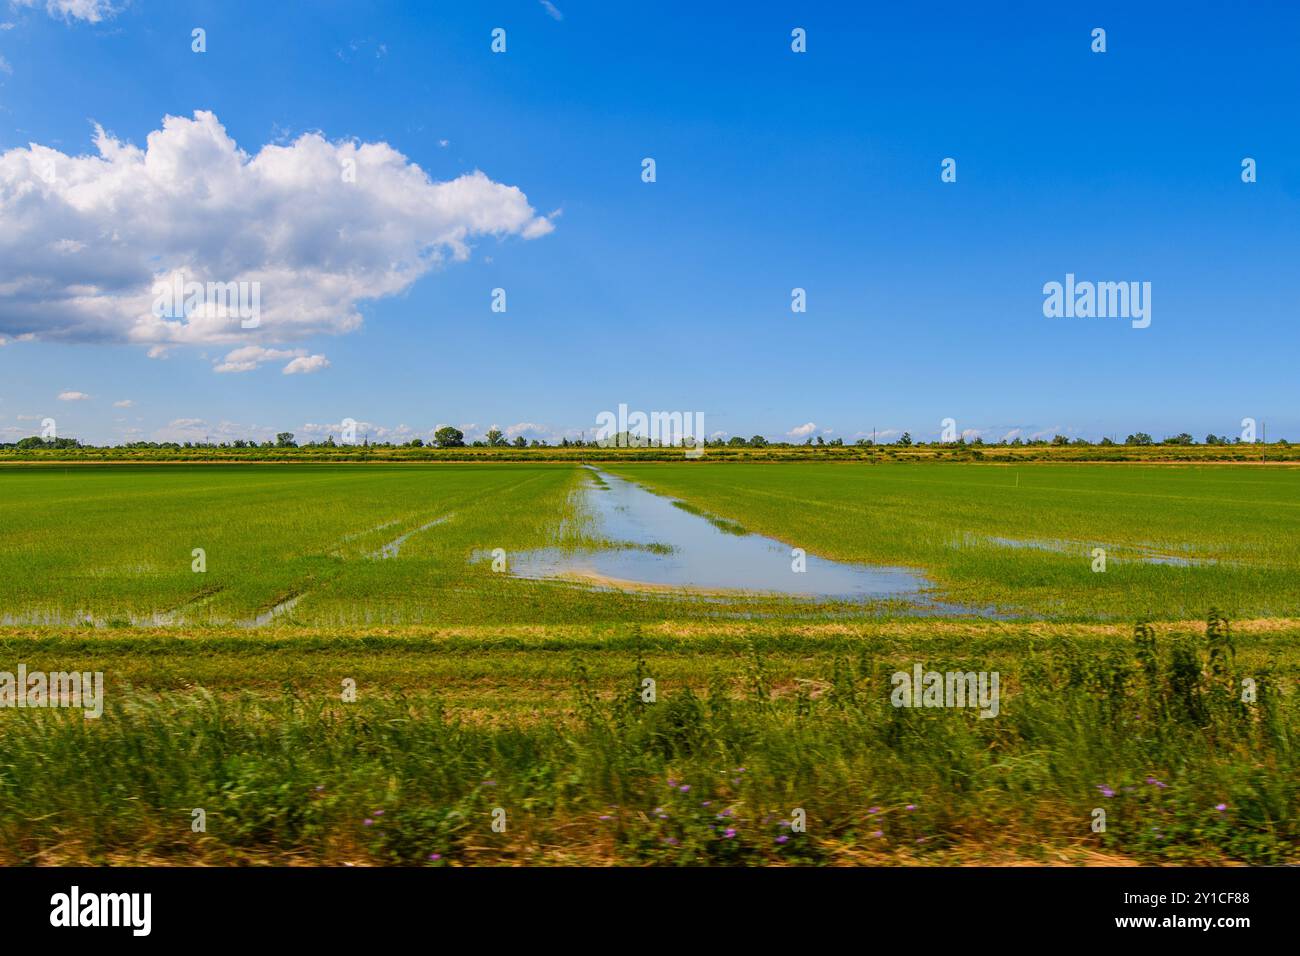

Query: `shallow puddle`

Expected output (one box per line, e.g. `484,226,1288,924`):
502,470,931,601
977,534,1211,567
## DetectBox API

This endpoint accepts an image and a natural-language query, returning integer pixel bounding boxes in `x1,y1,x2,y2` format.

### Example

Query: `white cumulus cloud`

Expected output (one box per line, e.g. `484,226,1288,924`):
787,422,817,438
0,110,554,358
57,390,90,401
214,346,304,374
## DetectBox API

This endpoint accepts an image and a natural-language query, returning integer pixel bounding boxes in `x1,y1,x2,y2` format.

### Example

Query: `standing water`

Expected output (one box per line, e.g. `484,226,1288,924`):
502,470,931,600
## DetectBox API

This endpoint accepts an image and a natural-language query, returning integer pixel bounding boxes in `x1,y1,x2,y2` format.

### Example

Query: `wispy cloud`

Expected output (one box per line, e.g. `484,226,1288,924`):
13,0,120,24
539,1,564,22
282,354,330,375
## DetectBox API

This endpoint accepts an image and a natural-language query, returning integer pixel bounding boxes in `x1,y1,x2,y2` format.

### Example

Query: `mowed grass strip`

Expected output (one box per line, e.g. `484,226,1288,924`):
0,616,1294,866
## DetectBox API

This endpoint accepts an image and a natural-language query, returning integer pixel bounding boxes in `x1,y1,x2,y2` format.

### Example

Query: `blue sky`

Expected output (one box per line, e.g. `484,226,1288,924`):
1,0,1297,445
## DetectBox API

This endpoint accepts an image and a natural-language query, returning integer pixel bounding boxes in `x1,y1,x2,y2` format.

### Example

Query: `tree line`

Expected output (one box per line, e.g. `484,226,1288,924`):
2,429,1285,451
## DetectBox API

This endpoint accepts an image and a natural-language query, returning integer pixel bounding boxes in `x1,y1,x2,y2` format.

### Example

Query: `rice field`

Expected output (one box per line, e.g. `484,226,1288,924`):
1,461,1297,624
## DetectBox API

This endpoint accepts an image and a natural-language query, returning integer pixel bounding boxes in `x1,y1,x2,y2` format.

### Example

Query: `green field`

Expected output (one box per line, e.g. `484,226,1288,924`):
2,461,1298,623
1,461,1297,865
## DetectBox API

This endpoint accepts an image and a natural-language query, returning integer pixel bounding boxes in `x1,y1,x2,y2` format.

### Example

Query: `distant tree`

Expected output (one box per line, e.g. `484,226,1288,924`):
408,438,424,447
1126,432,1154,446
486,428,508,447
433,426,465,448
816,436,825,446
898,432,913,446
276,432,297,448
828,437,843,446
727,436,747,447
512,436,527,448
1100,437,1115,446
1162,433,1194,446
749,435,768,448
1051,434,1069,445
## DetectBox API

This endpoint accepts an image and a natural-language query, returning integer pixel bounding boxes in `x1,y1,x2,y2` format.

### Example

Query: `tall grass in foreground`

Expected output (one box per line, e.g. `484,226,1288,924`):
0,613,1293,866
